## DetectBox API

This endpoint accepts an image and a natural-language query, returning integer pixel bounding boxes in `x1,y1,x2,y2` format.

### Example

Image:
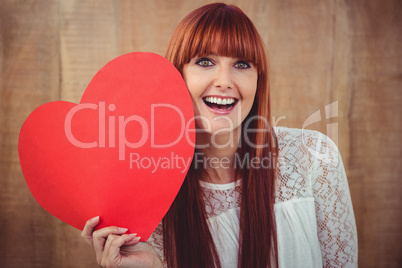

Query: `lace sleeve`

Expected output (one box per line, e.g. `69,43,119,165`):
308,131,358,267
147,222,166,267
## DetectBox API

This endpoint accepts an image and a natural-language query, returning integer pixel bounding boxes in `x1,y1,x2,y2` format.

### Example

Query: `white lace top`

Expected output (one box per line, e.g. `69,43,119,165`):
147,127,358,267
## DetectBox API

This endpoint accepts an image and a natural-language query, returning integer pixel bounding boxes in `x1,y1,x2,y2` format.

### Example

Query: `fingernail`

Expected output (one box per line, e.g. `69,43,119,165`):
128,233,137,239
134,236,141,242
119,227,128,232
91,216,100,222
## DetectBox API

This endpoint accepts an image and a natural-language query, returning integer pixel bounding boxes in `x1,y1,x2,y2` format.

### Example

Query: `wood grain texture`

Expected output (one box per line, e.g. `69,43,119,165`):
60,0,118,103
0,1,60,267
345,1,402,267
0,0,401,267
267,0,336,130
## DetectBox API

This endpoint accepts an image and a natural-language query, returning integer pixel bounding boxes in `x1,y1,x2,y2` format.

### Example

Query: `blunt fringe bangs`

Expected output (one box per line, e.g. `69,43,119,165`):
167,3,267,75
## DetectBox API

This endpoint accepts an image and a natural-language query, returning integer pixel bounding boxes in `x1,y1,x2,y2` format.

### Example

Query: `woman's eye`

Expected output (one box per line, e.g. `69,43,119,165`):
196,58,213,67
235,61,251,69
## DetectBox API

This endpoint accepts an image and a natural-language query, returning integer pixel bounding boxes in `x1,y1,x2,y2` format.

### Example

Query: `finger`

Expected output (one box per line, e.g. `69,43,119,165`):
103,234,137,257
92,226,128,263
101,234,118,267
124,234,141,246
102,234,139,266
81,216,100,246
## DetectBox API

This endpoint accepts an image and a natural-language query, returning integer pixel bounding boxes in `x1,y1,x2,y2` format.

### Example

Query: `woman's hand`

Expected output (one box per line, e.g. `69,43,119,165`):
81,216,163,268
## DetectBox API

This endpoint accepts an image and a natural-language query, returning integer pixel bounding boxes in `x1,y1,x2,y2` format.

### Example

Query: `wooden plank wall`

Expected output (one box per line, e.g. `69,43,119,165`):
0,0,401,267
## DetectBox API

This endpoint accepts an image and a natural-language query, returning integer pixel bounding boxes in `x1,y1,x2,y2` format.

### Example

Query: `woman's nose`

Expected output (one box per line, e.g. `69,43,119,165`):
213,66,234,91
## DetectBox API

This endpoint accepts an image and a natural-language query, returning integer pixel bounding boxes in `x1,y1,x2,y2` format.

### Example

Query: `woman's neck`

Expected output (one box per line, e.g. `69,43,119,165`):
195,128,241,184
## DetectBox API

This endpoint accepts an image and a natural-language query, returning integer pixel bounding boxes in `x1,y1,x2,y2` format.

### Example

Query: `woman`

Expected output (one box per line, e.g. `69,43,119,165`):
81,3,358,268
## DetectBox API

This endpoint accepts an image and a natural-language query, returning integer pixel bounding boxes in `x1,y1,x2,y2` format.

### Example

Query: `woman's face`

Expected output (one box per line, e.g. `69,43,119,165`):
182,55,258,136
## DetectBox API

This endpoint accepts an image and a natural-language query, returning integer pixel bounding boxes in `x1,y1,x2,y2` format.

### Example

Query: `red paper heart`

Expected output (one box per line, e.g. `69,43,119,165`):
18,52,195,240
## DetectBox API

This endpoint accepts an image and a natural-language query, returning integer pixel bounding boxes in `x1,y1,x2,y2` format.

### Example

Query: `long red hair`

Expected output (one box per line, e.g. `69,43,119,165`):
163,3,278,267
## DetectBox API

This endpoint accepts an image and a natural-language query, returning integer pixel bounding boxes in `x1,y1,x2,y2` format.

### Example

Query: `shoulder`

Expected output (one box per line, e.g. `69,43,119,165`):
274,126,336,149
274,126,340,167
273,126,342,203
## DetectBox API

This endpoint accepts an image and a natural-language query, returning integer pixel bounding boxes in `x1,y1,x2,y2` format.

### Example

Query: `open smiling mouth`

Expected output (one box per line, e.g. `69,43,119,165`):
203,96,239,111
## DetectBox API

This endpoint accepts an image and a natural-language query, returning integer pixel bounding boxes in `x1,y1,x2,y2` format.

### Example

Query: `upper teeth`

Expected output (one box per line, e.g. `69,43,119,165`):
205,97,235,105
